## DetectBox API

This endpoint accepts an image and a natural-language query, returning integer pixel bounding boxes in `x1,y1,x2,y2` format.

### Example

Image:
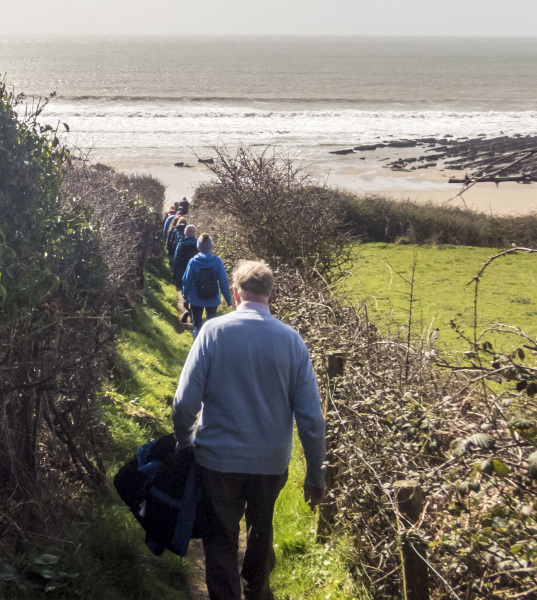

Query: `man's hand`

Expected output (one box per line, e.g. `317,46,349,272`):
304,483,326,511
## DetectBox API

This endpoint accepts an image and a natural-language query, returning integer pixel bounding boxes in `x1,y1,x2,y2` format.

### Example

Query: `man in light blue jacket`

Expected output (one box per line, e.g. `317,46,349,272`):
182,233,232,338
173,260,326,600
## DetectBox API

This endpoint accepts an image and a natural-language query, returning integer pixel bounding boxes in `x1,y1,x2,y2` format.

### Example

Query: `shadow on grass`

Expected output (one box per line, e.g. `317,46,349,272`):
62,497,190,600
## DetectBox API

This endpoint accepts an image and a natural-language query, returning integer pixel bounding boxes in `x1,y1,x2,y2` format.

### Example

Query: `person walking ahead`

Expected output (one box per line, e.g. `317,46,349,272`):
173,224,198,321
181,233,232,339
173,260,326,600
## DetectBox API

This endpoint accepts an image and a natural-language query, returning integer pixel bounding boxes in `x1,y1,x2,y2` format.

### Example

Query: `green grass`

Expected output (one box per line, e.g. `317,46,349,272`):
272,434,365,600
342,243,537,358
101,263,193,461
56,500,190,600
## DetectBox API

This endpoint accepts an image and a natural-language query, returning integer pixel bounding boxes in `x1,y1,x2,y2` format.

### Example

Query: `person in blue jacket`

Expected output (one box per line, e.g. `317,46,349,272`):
173,224,198,290
173,224,199,321
182,233,232,338
163,208,177,239
167,216,187,265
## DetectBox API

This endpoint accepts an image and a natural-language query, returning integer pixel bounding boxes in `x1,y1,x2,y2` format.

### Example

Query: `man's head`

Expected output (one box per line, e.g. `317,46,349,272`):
178,217,187,225
232,260,275,305
185,224,196,238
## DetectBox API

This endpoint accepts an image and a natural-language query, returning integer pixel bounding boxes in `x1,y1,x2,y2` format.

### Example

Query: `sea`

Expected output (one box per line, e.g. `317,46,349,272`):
2,35,537,165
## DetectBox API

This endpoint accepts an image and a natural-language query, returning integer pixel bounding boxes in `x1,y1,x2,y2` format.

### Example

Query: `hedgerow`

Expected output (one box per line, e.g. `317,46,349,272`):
0,84,165,558
335,191,537,247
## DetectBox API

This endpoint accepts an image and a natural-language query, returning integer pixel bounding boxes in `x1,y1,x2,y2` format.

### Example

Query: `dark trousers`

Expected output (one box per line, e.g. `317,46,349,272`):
197,466,288,600
190,305,218,339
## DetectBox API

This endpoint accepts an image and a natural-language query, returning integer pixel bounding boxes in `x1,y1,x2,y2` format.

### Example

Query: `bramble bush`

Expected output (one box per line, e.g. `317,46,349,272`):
272,252,537,599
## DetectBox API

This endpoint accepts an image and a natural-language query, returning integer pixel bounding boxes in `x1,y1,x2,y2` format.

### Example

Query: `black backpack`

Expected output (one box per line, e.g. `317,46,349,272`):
196,267,219,300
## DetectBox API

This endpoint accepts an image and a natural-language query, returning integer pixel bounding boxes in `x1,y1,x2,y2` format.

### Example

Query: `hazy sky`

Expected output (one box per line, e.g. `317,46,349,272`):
2,0,536,37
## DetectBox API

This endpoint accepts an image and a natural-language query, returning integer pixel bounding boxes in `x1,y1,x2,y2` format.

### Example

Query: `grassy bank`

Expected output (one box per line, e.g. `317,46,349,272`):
101,263,192,463
66,264,193,600
342,242,537,356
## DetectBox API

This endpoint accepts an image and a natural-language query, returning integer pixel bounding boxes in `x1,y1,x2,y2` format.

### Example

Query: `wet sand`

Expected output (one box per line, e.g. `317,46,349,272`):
104,139,537,216
309,160,537,215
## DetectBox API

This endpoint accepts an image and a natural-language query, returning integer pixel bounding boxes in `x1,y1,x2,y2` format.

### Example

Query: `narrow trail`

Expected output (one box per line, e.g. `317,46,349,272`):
186,538,247,600
186,540,209,600
174,293,247,600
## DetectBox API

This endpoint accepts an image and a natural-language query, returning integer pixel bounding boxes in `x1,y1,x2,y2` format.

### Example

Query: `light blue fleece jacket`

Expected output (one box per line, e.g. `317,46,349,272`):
172,302,326,488
182,252,232,308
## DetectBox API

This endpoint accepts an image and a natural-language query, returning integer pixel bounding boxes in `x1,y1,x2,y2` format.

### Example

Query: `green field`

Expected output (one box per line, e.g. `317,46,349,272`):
343,243,537,357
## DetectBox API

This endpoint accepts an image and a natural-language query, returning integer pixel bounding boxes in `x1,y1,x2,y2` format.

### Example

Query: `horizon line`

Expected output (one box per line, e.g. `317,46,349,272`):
2,32,537,39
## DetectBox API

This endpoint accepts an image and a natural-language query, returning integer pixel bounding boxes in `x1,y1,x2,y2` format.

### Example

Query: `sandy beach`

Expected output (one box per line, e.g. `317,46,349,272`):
107,146,537,216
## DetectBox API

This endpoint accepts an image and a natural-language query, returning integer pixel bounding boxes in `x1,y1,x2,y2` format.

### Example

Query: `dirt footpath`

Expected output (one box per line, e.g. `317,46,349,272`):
186,533,247,600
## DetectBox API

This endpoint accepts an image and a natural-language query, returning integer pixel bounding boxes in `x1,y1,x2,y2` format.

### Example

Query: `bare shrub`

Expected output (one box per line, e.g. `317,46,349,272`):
191,145,352,280
61,160,164,294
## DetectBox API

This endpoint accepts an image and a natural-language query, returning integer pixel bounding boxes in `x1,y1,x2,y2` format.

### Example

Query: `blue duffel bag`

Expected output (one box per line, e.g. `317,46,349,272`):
113,433,203,557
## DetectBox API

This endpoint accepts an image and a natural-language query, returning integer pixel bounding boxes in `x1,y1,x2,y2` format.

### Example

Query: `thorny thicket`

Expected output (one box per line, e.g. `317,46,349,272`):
196,145,537,598
0,85,164,549
192,144,353,278
272,261,537,600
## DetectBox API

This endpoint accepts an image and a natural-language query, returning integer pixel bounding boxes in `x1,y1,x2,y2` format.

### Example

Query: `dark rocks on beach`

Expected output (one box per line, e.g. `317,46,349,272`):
354,143,386,151
385,140,418,148
330,148,355,155
383,134,537,177
93,163,114,172
328,134,537,181
174,162,184,167
198,158,215,164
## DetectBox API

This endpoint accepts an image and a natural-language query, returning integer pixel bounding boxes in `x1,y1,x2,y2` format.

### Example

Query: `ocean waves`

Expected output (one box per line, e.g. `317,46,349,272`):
44,100,537,124
39,98,537,161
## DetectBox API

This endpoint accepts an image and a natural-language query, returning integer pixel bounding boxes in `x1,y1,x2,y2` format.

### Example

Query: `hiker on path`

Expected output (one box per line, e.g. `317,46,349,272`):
173,260,326,600
181,233,232,339
173,224,198,320
167,216,187,263
163,207,177,239
177,196,190,216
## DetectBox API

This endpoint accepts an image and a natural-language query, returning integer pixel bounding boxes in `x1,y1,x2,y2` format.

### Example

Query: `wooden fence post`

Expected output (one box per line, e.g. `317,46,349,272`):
393,480,429,600
316,351,345,542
